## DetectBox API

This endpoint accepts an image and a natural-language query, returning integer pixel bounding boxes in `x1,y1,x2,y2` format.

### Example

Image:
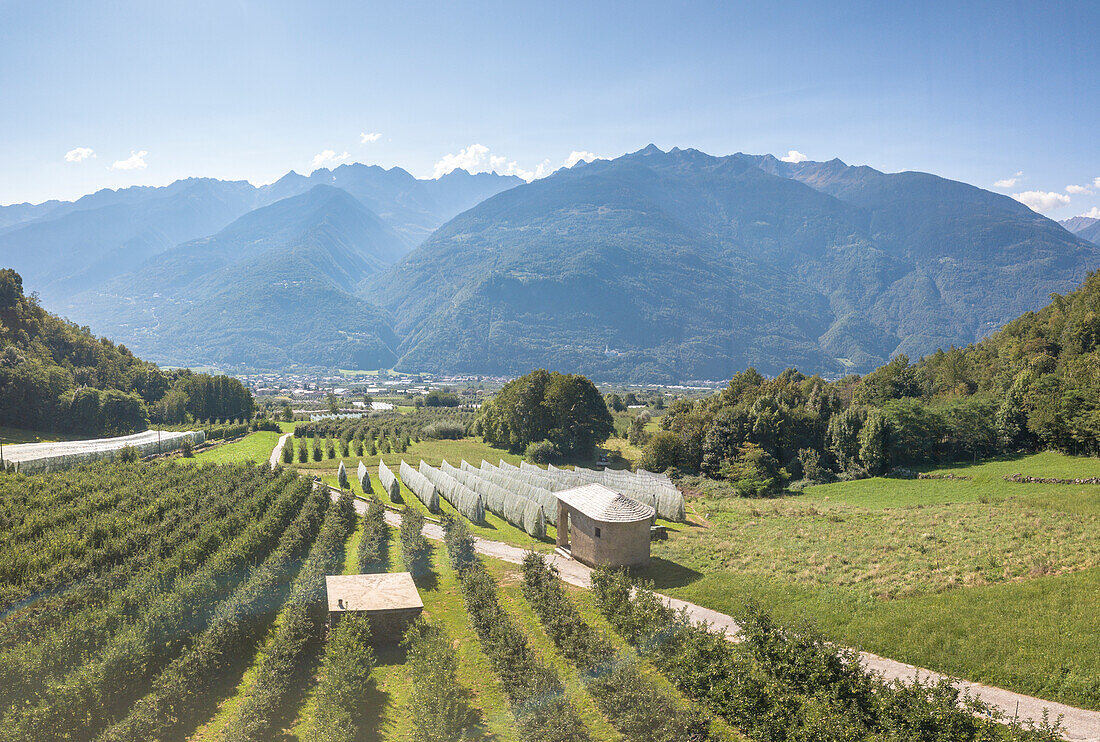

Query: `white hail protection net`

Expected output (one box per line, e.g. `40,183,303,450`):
399,460,440,512
5,430,206,475
378,460,402,503
357,460,371,492
418,460,486,524
528,462,686,521
454,460,546,537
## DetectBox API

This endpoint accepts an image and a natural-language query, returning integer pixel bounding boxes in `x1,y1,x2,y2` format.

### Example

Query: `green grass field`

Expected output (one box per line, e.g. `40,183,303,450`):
188,430,285,465
651,452,1100,711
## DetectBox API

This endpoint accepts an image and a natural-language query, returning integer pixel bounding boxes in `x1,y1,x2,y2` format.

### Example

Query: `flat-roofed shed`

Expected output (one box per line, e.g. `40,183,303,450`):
555,482,654,568
325,572,424,642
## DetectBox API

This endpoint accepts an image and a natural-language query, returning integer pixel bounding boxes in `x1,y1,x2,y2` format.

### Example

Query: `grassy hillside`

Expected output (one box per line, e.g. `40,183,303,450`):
653,452,1100,710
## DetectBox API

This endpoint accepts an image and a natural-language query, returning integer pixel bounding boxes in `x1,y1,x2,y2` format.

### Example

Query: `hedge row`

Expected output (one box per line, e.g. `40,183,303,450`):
400,507,431,580
97,478,330,740
590,568,1063,742
520,552,712,742
358,499,389,574
0,466,285,719
443,520,591,742
0,469,309,741
403,618,473,742
221,490,356,742
300,614,376,742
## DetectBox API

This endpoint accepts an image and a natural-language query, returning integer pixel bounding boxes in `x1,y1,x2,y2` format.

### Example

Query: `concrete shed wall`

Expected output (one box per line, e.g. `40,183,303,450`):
565,507,650,568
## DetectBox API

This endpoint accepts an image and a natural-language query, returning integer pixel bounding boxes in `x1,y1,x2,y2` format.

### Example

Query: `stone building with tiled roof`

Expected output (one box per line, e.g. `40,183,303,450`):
555,483,654,568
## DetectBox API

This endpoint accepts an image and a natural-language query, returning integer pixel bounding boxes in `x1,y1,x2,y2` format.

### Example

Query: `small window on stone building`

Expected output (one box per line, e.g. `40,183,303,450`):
595,527,601,538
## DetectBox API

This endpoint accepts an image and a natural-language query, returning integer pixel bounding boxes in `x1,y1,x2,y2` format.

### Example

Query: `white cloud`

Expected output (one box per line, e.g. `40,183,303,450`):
64,147,95,162
360,132,382,143
780,149,808,163
311,149,351,169
1066,184,1091,194
994,171,1025,188
1094,177,1100,189
1079,206,1100,219
433,144,490,178
432,143,552,181
110,150,148,170
1012,190,1071,213
564,151,599,168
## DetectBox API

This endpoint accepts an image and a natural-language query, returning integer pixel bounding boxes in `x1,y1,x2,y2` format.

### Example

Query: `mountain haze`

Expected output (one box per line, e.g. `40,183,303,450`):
368,146,1100,381
0,166,521,308
1060,216,1100,246
64,186,402,369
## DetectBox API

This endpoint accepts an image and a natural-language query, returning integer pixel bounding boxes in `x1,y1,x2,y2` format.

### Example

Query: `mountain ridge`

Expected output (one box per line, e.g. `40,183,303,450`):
62,185,403,369
365,145,1100,381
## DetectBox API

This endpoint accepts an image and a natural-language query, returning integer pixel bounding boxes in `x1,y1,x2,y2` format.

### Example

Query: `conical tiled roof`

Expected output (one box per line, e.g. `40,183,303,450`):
556,483,655,523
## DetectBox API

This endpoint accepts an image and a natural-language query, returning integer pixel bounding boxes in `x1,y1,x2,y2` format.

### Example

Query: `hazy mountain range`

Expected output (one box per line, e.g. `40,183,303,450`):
1060,215,1100,245
3,147,1098,381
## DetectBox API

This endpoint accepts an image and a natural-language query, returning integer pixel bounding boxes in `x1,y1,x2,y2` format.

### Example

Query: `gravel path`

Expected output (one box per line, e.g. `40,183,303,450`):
338,491,1099,741
268,433,292,468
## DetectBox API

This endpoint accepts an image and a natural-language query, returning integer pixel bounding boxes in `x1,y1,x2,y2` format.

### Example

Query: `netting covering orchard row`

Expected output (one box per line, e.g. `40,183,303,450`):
418,461,486,524
4,430,206,475
398,460,440,512
538,462,685,521
448,460,546,537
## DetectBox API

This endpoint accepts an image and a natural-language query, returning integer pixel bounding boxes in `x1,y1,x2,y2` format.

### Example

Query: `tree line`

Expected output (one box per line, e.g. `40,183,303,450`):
637,270,1100,490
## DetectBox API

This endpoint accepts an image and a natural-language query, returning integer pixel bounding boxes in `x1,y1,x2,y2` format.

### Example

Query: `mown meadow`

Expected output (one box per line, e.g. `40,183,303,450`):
651,451,1100,711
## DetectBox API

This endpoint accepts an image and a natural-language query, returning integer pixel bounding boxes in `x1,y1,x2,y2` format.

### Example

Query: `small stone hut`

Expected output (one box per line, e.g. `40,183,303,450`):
325,572,423,643
555,483,654,568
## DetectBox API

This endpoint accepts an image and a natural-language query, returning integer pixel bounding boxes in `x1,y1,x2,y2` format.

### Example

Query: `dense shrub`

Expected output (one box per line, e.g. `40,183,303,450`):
525,439,558,464
639,430,684,471
422,420,466,439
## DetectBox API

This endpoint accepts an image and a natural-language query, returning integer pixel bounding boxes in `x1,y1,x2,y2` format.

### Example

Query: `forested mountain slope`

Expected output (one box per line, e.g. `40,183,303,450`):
63,186,401,370
1073,220,1100,246
259,163,522,246
0,179,258,303
652,266,1100,494
0,269,252,435
369,145,1100,380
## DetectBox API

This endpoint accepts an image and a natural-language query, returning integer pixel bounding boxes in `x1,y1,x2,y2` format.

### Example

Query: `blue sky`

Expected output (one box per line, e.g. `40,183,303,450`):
2,0,1098,219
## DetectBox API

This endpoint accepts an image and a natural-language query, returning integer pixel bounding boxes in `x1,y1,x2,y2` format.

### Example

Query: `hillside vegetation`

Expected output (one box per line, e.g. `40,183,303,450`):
0,268,253,435
646,267,1100,493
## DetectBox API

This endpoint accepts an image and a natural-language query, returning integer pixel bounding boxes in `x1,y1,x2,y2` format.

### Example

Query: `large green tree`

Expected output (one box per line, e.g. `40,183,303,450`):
476,369,614,458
